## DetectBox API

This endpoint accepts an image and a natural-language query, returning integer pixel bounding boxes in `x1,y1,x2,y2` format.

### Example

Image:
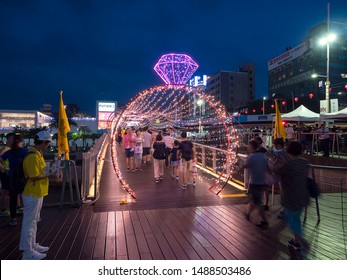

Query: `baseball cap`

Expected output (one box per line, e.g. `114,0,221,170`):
35,131,53,142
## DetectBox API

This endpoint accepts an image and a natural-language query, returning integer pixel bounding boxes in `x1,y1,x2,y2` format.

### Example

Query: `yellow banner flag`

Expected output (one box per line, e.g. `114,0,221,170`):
58,91,71,160
274,100,287,139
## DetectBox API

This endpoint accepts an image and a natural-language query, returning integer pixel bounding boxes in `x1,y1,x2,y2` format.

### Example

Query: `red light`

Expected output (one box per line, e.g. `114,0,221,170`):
271,104,275,108
261,107,264,111
309,93,314,99
252,109,256,113
294,97,299,102
245,111,248,114
282,101,286,105
344,84,347,90
329,87,332,93
282,121,286,125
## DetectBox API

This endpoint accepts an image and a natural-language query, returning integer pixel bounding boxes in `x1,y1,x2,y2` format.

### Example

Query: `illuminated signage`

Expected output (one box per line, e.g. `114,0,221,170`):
96,101,117,131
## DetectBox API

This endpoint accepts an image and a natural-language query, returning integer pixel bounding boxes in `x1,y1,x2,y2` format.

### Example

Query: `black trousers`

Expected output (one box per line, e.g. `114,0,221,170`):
320,139,330,157
9,182,23,219
165,148,172,167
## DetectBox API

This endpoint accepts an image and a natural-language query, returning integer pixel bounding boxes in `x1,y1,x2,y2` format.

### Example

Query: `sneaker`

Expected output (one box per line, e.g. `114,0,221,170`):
155,178,160,183
193,181,196,187
17,207,24,214
256,221,269,229
34,244,49,253
176,176,179,180
135,168,138,171
127,168,130,172
181,185,186,190
288,239,302,250
0,209,10,217
159,177,163,181
22,251,47,260
8,218,17,226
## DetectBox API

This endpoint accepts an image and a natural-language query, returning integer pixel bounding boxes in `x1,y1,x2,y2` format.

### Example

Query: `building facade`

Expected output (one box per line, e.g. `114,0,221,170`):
206,64,255,112
268,24,347,109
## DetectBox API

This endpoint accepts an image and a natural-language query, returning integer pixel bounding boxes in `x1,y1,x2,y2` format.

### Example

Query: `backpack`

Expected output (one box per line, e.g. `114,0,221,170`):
10,151,35,193
153,142,166,160
180,141,193,161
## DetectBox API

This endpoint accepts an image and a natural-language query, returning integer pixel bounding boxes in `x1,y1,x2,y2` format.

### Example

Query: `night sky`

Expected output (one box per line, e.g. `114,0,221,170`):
1,0,346,115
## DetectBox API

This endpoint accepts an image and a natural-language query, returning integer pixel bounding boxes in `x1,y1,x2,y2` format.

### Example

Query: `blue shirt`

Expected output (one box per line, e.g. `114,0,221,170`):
244,152,268,185
1,147,28,176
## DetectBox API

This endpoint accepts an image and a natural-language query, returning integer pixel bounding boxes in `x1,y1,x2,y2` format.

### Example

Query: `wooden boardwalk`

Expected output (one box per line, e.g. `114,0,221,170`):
0,147,346,260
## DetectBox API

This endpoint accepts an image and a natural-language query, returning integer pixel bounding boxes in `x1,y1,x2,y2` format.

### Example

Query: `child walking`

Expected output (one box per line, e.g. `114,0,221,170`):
134,130,144,171
169,140,180,180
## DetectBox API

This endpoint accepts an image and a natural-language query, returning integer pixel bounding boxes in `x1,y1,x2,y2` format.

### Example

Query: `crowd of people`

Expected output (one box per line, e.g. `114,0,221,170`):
0,131,55,260
117,127,196,190
239,136,311,255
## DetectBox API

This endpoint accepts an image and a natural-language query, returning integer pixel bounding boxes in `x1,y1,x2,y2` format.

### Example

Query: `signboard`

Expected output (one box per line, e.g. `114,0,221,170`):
268,41,310,71
330,99,339,113
320,100,327,114
96,101,117,131
320,99,338,114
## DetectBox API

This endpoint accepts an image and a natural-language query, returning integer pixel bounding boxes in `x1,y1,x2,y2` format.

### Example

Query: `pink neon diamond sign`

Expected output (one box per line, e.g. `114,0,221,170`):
154,53,199,85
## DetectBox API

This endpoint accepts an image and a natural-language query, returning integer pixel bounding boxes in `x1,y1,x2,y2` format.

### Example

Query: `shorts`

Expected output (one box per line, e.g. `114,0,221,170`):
171,160,180,167
143,147,150,156
247,184,264,204
181,159,192,172
0,172,10,191
125,148,134,158
134,153,143,160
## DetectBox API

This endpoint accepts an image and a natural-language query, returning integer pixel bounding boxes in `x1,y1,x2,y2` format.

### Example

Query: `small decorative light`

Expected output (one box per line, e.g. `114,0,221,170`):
282,101,286,106
309,93,314,99
271,104,275,109
294,97,299,102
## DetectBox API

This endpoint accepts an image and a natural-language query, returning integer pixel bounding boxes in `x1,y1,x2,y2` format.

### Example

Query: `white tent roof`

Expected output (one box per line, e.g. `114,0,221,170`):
280,105,320,122
321,107,347,119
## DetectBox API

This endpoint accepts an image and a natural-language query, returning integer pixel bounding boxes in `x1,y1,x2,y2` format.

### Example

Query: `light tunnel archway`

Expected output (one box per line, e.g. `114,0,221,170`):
110,84,239,199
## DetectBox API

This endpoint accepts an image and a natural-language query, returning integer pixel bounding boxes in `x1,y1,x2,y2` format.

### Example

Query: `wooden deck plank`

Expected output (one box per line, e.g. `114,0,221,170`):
123,211,140,260
156,208,201,260
55,209,87,260
92,211,108,260
143,209,178,260
116,211,128,259
105,212,116,260
79,212,100,260
67,208,94,260
129,211,151,256
136,211,164,260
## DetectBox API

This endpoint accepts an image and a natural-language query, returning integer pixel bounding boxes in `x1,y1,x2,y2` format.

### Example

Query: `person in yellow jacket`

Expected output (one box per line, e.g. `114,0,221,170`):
19,131,54,260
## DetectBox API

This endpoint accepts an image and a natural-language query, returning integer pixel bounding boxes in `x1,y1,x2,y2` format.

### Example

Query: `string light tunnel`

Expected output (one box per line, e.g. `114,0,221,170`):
110,53,239,198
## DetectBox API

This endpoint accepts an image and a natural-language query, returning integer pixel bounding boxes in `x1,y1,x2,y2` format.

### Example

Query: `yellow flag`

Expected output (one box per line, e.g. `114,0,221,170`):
274,100,287,139
58,91,71,160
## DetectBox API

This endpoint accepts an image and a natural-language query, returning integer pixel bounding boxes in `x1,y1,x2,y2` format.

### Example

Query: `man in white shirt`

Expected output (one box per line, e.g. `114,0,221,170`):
141,127,152,164
163,132,174,167
285,124,295,141
317,123,330,157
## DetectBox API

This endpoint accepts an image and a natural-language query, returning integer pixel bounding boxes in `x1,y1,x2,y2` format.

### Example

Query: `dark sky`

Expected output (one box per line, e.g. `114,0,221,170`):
1,0,346,115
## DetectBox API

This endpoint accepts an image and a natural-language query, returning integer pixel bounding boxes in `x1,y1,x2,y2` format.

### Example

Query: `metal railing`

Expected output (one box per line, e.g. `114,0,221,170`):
60,160,81,207
81,133,110,201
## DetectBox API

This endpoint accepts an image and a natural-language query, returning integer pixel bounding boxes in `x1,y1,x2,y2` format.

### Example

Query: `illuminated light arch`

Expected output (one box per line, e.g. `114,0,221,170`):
110,85,238,199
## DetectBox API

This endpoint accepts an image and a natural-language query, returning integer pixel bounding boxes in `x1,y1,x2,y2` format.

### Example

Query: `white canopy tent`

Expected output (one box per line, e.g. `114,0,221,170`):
321,107,347,119
279,105,320,122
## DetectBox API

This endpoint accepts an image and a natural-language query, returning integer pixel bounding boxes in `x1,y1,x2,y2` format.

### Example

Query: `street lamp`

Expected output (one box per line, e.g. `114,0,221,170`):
262,97,266,115
319,1,336,113
197,99,204,134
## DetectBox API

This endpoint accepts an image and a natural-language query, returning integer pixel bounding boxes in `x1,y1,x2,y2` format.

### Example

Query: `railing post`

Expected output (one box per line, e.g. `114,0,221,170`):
212,149,216,171
201,146,206,168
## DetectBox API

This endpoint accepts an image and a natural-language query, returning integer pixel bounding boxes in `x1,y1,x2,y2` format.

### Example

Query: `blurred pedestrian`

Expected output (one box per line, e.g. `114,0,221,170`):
134,130,143,171
273,141,310,251
179,131,196,190
240,139,269,229
163,131,174,167
169,140,180,180
123,127,135,172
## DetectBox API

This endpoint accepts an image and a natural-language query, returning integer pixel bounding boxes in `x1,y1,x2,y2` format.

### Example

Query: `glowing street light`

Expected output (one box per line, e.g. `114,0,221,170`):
319,33,336,45
197,99,204,134
262,97,267,115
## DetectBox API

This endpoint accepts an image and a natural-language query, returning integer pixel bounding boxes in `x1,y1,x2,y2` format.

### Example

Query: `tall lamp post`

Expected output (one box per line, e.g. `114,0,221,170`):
318,1,336,113
262,97,266,115
197,99,204,134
